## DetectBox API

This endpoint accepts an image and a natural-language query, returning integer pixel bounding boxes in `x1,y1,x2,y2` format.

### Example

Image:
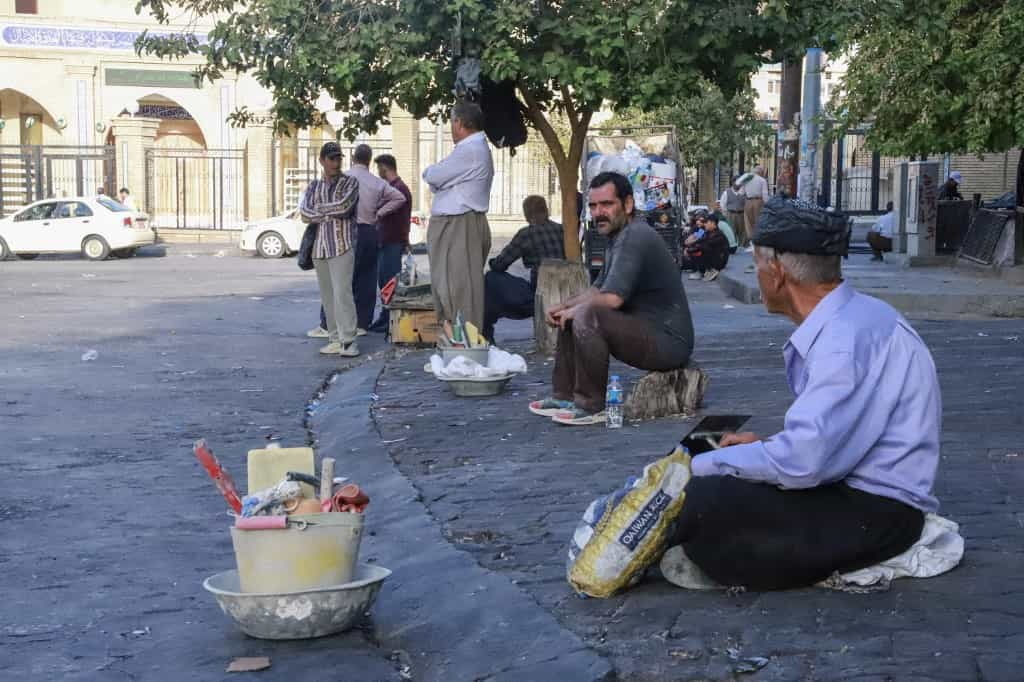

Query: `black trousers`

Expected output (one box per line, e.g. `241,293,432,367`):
351,223,379,329
671,475,925,591
482,270,535,341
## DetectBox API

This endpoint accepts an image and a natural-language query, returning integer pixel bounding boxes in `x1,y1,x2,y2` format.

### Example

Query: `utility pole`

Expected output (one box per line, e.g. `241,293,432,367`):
798,48,823,204
777,58,803,198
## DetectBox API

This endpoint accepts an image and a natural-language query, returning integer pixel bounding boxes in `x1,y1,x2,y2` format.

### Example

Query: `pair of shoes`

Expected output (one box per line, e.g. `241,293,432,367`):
744,245,755,253
319,341,360,357
528,397,575,416
743,264,755,274
870,255,884,262
702,269,719,282
307,326,329,338
356,328,368,337
687,272,702,280
551,405,607,426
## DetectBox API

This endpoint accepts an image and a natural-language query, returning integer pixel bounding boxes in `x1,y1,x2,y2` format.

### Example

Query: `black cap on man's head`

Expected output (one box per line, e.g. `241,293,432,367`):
319,141,342,159
753,197,850,256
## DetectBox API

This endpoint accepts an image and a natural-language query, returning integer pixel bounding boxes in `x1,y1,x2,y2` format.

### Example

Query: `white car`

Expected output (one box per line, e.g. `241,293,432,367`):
241,208,428,258
0,196,155,261
239,209,304,258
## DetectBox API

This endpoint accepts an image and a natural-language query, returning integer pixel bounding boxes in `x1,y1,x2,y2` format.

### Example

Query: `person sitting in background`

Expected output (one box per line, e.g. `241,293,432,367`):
483,195,565,343
938,171,964,201
714,211,738,254
681,212,730,282
867,201,896,262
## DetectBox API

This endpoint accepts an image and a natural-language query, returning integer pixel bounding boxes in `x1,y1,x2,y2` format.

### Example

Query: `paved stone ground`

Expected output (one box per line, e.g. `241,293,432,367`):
0,247,401,681
4,244,1024,681
718,251,1024,317
372,278,1024,681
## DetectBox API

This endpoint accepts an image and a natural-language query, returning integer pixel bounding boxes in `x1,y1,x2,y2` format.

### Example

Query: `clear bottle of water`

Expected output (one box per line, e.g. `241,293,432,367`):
606,375,624,429
400,249,416,286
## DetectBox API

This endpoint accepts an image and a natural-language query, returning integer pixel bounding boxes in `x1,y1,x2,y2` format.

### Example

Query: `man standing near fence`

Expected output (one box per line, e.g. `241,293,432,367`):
368,153,413,333
300,141,361,357
423,101,494,330
346,143,407,334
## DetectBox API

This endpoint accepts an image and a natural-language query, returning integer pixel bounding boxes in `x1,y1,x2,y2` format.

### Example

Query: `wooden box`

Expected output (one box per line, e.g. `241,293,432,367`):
389,306,440,346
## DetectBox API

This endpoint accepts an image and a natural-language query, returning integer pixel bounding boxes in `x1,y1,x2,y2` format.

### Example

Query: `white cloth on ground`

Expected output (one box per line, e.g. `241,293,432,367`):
820,513,964,589
429,347,527,379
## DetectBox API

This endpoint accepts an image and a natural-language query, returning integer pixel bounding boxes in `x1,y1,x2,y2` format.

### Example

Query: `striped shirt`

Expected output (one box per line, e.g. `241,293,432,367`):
300,173,360,259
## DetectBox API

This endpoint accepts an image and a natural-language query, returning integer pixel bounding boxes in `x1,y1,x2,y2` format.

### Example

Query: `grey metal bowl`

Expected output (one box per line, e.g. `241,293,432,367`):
438,374,512,397
438,345,490,366
203,563,390,640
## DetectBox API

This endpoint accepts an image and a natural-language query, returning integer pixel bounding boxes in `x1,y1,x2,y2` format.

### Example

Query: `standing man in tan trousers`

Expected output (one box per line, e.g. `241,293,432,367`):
741,164,770,245
423,101,495,330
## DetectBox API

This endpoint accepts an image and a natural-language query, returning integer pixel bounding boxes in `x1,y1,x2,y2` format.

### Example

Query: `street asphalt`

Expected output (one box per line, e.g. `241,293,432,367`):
2,245,1023,681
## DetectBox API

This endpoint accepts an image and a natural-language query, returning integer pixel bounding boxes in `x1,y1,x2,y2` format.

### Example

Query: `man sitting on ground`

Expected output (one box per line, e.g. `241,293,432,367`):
483,195,565,342
681,212,730,282
866,201,895,262
529,172,695,426
663,197,941,591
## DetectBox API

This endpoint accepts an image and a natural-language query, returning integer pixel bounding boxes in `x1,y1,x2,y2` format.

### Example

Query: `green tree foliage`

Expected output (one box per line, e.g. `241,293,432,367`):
833,0,1024,158
136,0,828,257
608,81,774,167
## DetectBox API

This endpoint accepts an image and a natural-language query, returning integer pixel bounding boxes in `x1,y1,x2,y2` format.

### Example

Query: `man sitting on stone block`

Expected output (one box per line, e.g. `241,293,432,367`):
528,171,695,426
662,197,942,591
483,195,565,343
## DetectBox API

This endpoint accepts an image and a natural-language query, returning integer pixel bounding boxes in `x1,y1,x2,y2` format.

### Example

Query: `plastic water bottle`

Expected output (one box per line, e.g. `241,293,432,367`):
400,250,417,286
606,375,624,429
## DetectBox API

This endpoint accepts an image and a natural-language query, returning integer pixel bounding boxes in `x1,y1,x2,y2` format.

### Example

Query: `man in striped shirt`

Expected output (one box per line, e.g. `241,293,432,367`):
300,141,362,357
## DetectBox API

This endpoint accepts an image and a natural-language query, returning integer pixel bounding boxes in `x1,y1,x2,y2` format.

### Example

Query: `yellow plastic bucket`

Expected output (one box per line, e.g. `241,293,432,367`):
229,512,364,593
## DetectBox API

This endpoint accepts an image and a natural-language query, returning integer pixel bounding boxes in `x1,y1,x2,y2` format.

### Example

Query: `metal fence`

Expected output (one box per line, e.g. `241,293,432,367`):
270,139,394,216
145,148,246,230
0,144,116,217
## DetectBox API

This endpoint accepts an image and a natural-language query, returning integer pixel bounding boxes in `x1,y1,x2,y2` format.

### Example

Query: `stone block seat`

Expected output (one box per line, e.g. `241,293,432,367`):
623,365,709,421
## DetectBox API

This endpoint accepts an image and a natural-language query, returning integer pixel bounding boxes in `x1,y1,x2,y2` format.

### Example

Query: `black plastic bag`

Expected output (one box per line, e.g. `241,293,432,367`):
298,223,317,271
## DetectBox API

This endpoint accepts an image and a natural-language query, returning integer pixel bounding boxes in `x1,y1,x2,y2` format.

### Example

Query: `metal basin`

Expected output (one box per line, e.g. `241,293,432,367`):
203,563,390,640
438,374,512,397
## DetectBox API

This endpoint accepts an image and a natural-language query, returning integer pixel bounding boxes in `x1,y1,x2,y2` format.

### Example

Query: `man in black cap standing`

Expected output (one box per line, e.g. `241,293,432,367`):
662,197,943,591
300,142,362,356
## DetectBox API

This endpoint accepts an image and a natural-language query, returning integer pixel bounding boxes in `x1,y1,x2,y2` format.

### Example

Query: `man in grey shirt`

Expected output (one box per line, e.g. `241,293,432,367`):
529,172,695,426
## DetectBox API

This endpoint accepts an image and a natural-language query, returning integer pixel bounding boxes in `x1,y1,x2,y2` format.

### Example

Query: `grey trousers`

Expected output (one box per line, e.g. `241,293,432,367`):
314,250,357,345
427,211,492,329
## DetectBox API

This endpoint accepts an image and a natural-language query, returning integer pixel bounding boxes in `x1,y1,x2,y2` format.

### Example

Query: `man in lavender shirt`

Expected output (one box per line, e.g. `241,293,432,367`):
664,197,942,591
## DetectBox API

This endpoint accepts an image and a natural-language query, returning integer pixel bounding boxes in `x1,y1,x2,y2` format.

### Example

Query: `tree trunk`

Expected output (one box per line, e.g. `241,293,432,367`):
777,58,803,198
533,259,589,354
1015,147,1023,265
556,158,581,261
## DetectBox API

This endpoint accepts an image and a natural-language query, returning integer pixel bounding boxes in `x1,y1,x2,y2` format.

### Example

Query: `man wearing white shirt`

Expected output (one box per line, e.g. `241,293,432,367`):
867,202,896,261
740,165,770,241
423,101,495,329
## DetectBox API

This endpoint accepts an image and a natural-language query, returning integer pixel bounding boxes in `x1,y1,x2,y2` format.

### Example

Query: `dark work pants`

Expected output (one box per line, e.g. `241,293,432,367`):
552,304,692,413
671,475,925,591
370,242,404,331
482,270,535,341
867,231,893,258
680,252,728,274
352,223,379,329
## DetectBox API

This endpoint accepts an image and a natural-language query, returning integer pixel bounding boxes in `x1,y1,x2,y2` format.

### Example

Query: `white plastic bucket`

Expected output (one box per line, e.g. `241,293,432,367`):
230,512,364,593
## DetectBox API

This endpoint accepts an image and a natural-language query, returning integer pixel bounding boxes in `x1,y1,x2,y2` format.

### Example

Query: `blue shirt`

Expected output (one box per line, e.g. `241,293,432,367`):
692,282,941,512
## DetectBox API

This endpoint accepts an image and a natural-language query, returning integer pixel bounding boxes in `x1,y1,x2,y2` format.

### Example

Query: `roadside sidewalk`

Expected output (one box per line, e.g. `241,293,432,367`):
718,251,1024,317
366,283,1024,681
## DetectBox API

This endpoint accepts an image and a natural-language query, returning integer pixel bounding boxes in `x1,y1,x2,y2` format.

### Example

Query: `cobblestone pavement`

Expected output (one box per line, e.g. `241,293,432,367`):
372,279,1024,681
0,248,402,681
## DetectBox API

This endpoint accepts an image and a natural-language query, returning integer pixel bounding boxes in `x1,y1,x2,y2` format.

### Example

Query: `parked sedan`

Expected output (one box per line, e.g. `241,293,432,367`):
0,196,154,261
239,209,304,258
241,208,429,258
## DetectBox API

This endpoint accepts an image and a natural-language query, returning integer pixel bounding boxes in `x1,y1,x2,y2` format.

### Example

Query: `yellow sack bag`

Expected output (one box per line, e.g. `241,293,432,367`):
567,445,692,598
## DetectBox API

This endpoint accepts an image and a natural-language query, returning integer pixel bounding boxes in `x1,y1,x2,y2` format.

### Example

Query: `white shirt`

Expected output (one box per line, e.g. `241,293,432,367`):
741,174,770,201
873,211,896,238
423,131,494,216
120,195,137,210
